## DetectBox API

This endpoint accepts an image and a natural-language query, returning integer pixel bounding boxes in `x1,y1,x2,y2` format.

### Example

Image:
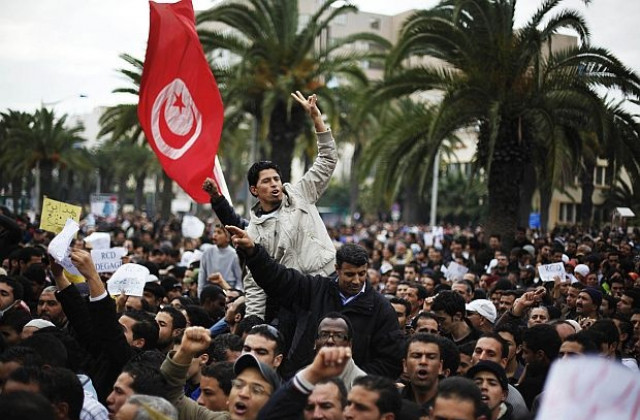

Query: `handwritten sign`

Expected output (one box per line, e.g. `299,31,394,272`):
106,263,149,297
91,247,127,273
182,215,205,239
538,262,566,282
40,197,82,234
446,261,469,281
47,219,81,276
537,357,640,420
84,232,111,250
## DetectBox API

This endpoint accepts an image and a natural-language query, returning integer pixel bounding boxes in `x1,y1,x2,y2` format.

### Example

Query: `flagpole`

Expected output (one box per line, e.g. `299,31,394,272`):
245,114,259,218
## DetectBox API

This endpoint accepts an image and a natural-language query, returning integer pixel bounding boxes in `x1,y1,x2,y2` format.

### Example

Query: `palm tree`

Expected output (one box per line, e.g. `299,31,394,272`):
0,110,34,213
196,0,390,181
364,0,640,246
1,108,88,204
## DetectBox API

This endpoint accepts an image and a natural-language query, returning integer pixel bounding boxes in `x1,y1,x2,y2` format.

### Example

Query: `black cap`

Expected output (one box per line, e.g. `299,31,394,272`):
467,361,508,391
161,277,182,293
143,282,166,299
233,353,281,392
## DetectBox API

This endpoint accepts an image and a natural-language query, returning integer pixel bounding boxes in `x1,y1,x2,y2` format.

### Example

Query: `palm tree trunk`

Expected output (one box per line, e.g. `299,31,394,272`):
160,170,173,220
540,183,552,233
11,177,21,214
485,160,523,251
117,176,127,208
349,142,361,217
267,100,306,182
519,162,536,227
135,174,145,210
581,159,595,227
40,160,55,200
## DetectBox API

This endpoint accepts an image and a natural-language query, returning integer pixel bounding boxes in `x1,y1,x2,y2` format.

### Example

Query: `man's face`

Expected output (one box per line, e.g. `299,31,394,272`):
228,367,273,420
576,292,596,315
250,168,283,209
433,310,454,335
489,237,501,250
155,311,177,349
390,303,408,329
498,295,515,315
558,340,584,359
497,331,517,362
585,274,599,288
415,318,439,335
404,267,417,282
405,287,422,313
520,342,538,365
37,291,66,326
458,353,472,376
610,282,624,299
527,307,549,328
337,263,368,297
142,291,161,311
490,292,501,308
566,287,580,309
430,397,476,420
343,385,386,420
213,227,230,248
0,282,16,310
0,326,21,346
421,277,435,294
452,283,471,303
631,313,640,339
243,334,282,368
197,375,229,411
403,341,442,391
118,315,140,348
316,318,350,350
617,294,635,316
304,382,344,420
106,372,135,419
472,338,506,367
396,284,409,299
385,276,399,294
472,371,506,413
496,255,508,269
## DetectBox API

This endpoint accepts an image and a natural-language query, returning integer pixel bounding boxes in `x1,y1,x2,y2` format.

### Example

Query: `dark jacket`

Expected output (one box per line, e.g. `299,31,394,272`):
245,244,404,379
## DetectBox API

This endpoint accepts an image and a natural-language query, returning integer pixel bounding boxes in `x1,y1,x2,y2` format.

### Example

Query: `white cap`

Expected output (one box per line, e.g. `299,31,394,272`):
574,264,590,277
466,299,497,324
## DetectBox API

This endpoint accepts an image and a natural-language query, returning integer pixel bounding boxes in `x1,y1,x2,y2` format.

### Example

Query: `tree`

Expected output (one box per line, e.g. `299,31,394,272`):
0,108,88,205
364,0,640,247
197,0,390,181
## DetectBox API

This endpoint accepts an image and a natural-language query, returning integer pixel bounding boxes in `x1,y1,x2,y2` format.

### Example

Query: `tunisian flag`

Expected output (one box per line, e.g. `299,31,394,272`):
138,0,226,203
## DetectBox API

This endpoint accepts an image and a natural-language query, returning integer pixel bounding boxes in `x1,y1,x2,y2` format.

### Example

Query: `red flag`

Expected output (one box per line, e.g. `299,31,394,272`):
138,0,224,203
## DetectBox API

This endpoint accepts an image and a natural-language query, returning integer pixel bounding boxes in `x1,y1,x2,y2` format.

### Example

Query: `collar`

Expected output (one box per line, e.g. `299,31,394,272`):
338,282,366,306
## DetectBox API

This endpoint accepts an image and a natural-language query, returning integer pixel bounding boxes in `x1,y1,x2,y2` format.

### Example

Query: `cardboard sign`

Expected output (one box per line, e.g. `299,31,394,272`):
106,263,149,297
537,357,640,420
182,215,205,239
446,261,469,281
40,197,82,234
91,247,127,273
47,218,81,276
84,232,111,250
538,262,566,282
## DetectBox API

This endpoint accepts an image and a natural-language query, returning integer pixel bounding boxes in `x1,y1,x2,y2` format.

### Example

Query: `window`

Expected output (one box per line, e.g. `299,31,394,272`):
559,203,581,224
593,165,609,187
370,18,381,30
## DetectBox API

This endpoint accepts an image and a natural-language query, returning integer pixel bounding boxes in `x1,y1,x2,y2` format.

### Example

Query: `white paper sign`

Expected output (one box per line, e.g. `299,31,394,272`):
106,263,149,297
182,215,205,239
538,262,566,282
47,218,81,276
91,247,127,273
446,261,469,281
537,357,640,420
84,232,111,250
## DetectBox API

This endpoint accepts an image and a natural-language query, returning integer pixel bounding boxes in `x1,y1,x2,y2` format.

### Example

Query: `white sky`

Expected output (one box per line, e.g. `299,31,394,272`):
0,0,638,116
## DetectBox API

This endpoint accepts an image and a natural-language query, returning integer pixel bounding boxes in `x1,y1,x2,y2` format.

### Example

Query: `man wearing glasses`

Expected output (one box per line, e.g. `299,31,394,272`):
227,227,404,380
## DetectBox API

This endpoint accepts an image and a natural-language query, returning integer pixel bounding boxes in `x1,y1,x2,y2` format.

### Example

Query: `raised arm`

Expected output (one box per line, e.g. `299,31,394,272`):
290,91,338,203
202,177,248,229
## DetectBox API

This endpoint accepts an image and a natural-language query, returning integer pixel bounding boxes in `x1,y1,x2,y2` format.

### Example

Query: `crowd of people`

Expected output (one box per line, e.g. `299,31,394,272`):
0,93,639,420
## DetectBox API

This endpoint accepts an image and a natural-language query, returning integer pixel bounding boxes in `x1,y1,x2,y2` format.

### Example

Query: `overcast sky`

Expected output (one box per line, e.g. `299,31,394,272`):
1,0,638,116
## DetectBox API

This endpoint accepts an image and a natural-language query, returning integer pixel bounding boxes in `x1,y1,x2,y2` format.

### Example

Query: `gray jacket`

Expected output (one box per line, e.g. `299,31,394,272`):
243,129,338,317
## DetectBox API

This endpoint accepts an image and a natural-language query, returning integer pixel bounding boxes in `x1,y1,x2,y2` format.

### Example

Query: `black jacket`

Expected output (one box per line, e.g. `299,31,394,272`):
245,244,404,379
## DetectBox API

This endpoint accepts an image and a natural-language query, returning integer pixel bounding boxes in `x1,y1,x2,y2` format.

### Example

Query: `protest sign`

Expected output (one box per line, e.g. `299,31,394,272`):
84,232,111,250
182,215,205,239
106,264,150,297
40,197,82,234
537,357,640,420
538,262,566,282
47,218,81,276
91,247,127,273
90,193,118,222
445,261,469,281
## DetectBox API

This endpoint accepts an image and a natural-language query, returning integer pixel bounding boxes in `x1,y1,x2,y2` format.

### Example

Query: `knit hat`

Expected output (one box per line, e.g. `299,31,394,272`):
574,264,590,277
467,360,509,391
582,287,603,307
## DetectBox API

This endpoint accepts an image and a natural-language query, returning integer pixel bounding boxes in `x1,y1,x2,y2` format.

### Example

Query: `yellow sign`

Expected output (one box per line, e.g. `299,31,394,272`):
39,197,82,234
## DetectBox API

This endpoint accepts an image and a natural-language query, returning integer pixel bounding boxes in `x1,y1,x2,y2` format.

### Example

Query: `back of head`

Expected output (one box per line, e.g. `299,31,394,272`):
121,360,168,399
352,375,401,417
0,390,54,420
22,333,68,368
122,310,160,351
522,324,561,361
39,367,84,420
431,290,465,317
184,305,214,329
235,315,265,337
210,333,243,362
126,394,178,420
